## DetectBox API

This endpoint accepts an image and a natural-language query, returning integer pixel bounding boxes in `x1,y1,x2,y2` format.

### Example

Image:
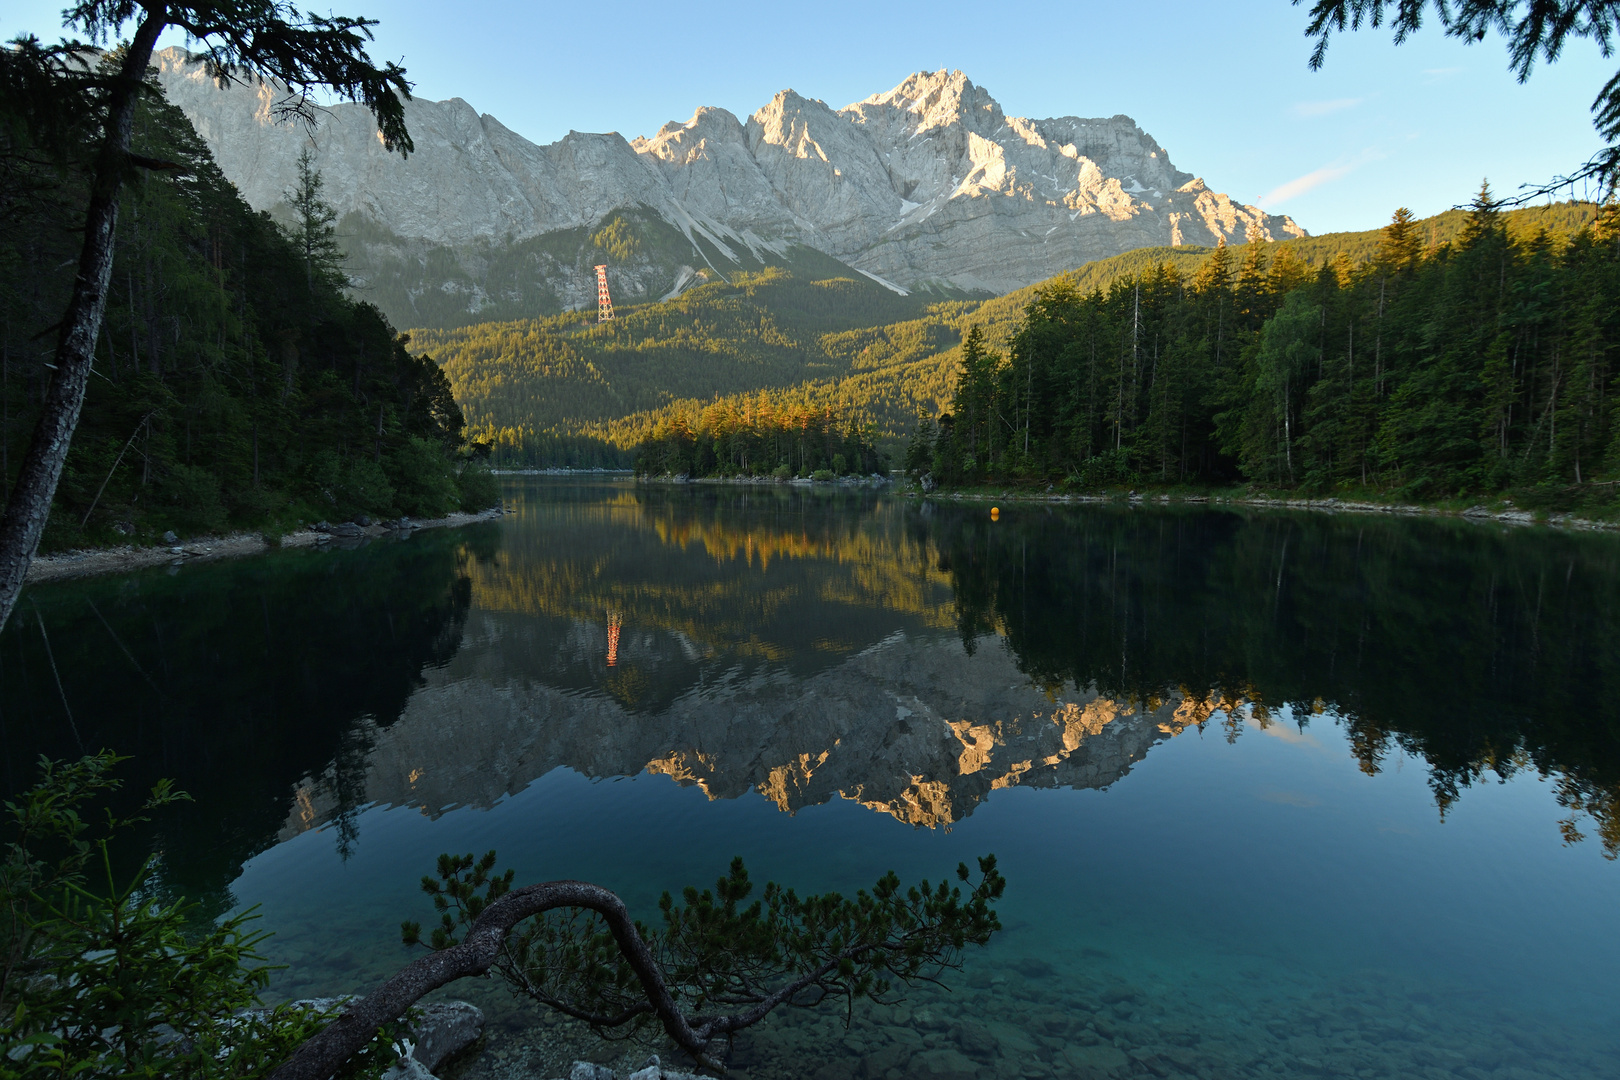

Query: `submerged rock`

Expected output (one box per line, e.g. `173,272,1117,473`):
557,1055,703,1080
407,1001,486,1073
250,998,484,1080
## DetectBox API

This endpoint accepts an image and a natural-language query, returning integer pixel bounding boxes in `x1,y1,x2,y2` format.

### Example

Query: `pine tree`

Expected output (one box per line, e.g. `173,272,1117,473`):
1379,207,1423,272
904,411,936,477
1234,236,1272,328
1459,180,1503,250
949,326,999,480
285,147,345,293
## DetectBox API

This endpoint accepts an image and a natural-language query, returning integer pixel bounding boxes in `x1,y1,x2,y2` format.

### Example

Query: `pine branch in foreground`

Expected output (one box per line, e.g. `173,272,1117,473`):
270,851,1005,1079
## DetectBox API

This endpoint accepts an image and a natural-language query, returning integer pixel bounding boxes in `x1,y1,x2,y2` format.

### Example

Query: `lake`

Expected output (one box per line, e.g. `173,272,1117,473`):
4,478,1618,1080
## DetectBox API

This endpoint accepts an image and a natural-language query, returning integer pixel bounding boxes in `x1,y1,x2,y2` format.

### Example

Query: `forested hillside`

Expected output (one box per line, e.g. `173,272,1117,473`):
409,269,965,465
337,204,935,331
420,201,1597,468
633,401,888,480
915,189,1619,508
1,74,493,549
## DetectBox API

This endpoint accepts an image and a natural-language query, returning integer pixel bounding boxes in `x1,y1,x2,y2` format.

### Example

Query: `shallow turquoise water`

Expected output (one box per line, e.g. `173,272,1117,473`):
4,479,1618,1079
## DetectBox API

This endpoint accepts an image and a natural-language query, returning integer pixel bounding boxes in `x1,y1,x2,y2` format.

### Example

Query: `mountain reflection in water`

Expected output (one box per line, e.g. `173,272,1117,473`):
293,482,1618,862
281,632,1207,837
4,479,1619,903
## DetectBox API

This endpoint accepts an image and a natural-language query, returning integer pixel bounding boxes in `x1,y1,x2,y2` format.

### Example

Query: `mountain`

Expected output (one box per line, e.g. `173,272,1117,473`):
403,200,1595,466
278,624,1199,837
155,52,1303,326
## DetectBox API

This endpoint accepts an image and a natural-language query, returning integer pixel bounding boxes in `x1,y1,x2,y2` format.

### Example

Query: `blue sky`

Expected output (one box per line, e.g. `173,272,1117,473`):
7,1,1614,235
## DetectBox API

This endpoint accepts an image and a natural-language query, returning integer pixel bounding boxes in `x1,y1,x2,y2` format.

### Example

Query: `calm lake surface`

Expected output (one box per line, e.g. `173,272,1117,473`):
4,478,1618,1080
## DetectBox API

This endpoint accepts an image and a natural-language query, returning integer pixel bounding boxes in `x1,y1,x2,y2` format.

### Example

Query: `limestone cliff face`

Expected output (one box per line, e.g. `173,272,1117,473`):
160,53,667,242
158,54,1302,303
279,631,1210,840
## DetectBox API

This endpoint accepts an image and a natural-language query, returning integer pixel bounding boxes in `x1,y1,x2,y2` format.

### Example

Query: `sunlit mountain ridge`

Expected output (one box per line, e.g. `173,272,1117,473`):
410,201,1600,465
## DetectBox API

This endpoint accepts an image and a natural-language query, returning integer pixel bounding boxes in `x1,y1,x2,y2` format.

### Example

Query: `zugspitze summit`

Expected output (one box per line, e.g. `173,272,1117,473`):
158,52,1304,316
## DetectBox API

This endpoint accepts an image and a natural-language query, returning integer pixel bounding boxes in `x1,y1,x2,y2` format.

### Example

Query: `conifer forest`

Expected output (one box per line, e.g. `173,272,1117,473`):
912,190,1620,510
0,75,492,553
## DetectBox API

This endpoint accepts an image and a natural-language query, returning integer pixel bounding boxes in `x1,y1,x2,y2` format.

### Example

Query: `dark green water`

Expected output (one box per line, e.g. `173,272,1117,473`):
4,479,1618,1080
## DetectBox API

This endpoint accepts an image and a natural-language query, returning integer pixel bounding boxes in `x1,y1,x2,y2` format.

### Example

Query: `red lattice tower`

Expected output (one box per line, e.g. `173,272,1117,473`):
594,264,615,322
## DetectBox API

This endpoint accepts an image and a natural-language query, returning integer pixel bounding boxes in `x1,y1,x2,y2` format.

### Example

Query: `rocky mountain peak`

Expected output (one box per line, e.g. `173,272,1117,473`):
155,46,1305,313
632,106,748,162
851,69,1003,136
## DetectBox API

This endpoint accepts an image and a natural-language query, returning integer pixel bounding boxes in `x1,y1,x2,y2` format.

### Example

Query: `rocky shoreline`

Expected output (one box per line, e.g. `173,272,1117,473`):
910,487,1620,532
26,485,1612,590
636,474,894,488
23,507,506,585
279,997,703,1080
568,471,1619,531
490,468,633,476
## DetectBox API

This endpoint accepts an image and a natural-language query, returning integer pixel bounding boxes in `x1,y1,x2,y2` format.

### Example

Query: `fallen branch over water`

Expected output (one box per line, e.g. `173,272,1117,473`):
270,853,1004,1080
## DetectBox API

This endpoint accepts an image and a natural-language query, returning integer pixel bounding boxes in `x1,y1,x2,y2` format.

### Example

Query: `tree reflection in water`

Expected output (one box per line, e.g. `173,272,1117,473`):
4,485,1617,925
926,503,1620,857
0,525,497,912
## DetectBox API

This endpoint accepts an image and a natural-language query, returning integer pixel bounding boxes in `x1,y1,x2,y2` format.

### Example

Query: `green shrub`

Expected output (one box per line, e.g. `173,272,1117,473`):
832,454,847,475
771,463,791,481
225,482,282,526
0,754,399,1078
306,451,397,520
345,459,397,516
159,464,227,535
812,469,834,481
457,461,500,512
1072,448,1133,490
385,437,459,517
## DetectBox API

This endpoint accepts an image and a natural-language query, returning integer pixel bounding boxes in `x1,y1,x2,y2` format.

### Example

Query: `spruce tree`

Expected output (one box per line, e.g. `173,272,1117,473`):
1378,207,1423,272
285,148,345,293
949,326,999,479
1458,180,1503,249
904,410,936,478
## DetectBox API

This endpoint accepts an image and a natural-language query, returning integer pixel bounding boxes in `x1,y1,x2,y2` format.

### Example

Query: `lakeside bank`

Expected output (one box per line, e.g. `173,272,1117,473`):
907,486,1620,532
24,507,506,584
631,470,1620,532
24,480,1620,589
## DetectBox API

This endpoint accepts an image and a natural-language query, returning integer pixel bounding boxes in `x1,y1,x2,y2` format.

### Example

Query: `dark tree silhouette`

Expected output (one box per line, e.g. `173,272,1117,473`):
0,1,413,630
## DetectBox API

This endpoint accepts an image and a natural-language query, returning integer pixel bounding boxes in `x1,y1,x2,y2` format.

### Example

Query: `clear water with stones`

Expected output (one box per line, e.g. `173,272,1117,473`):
4,477,1617,1080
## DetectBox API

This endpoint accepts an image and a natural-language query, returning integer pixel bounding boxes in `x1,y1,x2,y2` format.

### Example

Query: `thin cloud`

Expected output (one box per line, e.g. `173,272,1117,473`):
1423,67,1463,82
1261,148,1384,206
1261,163,1355,205
1244,716,1328,750
1292,97,1363,118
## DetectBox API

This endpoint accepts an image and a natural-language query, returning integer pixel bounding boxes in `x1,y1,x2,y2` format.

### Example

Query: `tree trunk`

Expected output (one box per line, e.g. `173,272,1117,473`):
267,880,700,1080
0,13,167,629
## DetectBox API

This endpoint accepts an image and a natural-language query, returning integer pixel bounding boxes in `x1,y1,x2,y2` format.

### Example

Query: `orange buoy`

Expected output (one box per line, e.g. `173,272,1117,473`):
990,506,1000,520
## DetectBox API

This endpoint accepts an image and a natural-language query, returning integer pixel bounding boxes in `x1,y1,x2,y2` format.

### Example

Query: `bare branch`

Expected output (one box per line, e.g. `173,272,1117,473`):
268,880,710,1080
